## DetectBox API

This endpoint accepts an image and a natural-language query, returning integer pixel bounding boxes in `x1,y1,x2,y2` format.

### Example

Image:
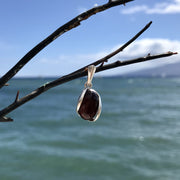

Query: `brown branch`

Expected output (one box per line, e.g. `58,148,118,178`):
96,21,152,66
0,20,153,120
70,21,152,75
0,116,13,122
14,90,20,103
0,51,177,121
0,0,133,89
96,51,178,72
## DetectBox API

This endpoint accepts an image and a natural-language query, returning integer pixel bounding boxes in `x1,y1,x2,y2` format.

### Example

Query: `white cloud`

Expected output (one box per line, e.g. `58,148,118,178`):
121,0,180,14
38,38,180,76
117,38,180,58
109,38,180,75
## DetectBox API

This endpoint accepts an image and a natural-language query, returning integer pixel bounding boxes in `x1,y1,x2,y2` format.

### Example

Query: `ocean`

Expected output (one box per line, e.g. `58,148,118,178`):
0,77,180,180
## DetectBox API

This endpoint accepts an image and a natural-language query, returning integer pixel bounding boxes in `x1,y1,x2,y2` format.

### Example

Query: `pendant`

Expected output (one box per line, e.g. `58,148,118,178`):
77,65,102,121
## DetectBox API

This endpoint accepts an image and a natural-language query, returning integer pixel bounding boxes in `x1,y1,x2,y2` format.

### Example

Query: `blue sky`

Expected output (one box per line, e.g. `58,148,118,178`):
0,0,180,77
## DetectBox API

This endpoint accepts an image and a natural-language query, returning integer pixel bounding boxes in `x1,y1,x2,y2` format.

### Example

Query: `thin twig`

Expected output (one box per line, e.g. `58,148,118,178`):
0,51,177,120
0,116,13,122
14,90,20,103
0,0,133,89
96,21,152,66
70,21,152,75
96,51,178,72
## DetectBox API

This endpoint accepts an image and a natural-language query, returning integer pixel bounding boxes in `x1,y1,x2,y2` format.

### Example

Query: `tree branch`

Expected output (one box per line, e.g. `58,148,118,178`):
0,20,153,120
0,0,133,89
96,51,178,72
70,21,152,75
0,116,13,122
0,1,178,122
0,51,177,121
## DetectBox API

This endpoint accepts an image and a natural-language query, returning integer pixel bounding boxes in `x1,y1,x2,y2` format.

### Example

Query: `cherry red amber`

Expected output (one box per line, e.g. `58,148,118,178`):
78,89,99,121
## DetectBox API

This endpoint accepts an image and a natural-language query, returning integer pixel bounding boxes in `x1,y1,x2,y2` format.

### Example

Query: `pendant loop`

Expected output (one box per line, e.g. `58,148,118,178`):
84,65,96,88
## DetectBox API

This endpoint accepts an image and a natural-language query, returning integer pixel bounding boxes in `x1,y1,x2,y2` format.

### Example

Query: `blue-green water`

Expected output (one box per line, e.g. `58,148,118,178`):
1,77,180,180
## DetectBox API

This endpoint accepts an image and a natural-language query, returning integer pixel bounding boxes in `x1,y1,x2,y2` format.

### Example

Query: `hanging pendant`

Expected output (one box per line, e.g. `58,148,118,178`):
77,65,102,121
77,88,101,121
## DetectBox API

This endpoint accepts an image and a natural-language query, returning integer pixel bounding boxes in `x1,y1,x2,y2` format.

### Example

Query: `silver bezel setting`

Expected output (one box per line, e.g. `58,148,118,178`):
77,88,102,121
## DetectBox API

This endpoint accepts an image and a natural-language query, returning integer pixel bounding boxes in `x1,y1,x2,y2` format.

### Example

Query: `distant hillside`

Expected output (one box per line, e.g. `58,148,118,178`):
123,61,180,77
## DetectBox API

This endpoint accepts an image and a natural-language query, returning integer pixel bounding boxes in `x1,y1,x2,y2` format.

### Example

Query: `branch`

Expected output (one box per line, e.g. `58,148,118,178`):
14,90,20,103
96,51,178,72
0,0,133,89
70,21,152,75
0,20,153,120
0,51,177,121
0,116,13,122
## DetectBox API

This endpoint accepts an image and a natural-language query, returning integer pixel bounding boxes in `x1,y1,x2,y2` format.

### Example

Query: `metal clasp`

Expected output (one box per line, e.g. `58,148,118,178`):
84,65,96,88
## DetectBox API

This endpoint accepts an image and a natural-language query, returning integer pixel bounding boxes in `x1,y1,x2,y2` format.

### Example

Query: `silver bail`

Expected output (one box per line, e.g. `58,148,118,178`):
85,65,96,88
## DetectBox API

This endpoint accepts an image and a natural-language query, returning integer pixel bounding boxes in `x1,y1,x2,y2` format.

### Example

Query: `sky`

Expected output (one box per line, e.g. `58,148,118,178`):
0,0,180,77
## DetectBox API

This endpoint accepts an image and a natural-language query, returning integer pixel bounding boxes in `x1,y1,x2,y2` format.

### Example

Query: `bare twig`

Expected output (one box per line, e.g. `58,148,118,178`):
0,116,13,122
70,21,152,75
0,51,177,120
96,51,178,72
14,90,20,103
0,0,133,89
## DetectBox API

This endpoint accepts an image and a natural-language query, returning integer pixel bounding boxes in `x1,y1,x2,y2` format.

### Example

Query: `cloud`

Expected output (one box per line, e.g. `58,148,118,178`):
121,0,180,14
38,38,180,76
109,38,180,75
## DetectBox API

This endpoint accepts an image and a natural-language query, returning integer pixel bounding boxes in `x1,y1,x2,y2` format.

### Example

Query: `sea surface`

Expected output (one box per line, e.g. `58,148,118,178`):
0,77,180,180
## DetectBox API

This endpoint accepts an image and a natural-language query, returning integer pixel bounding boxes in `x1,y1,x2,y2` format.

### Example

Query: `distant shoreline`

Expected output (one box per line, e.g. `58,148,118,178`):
5,75,180,80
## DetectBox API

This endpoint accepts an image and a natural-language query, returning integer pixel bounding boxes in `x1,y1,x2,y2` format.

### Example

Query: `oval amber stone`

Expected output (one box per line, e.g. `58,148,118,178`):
78,89,99,121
